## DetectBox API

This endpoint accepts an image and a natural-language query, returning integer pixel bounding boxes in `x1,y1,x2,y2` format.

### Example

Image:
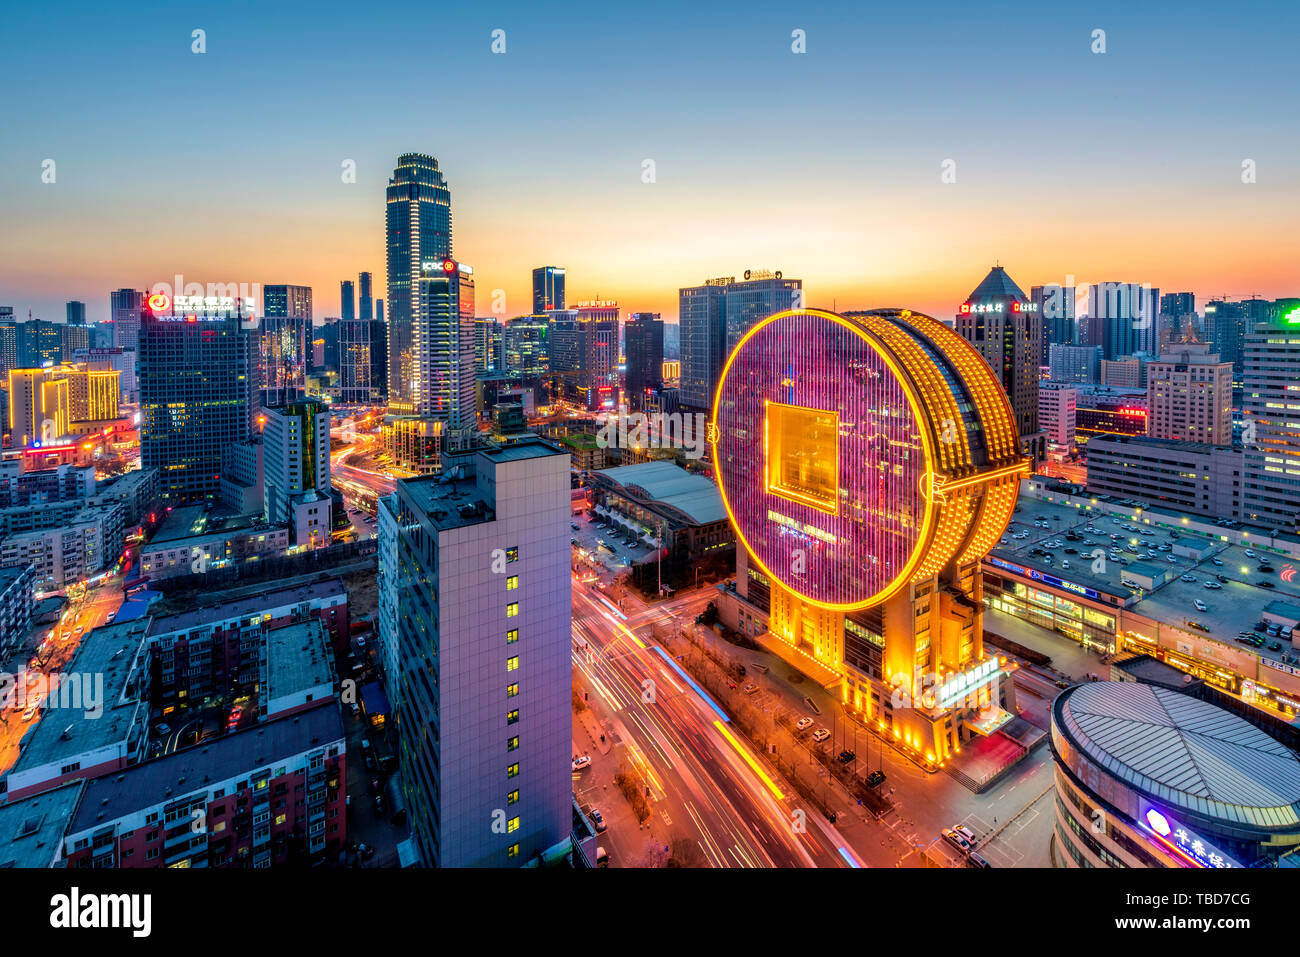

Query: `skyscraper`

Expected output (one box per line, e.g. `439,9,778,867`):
1159,291,1196,348
1082,282,1160,360
956,266,1044,461
1145,344,1233,445
339,318,388,403
624,312,664,411
531,266,565,314
341,280,356,322
140,305,257,502
714,307,1027,765
386,153,453,403
359,272,373,321
412,259,476,429
261,284,312,407
723,271,803,351
378,438,573,867
1031,283,1076,364
109,288,144,352
475,318,504,376
65,301,86,326
1242,311,1300,532
263,399,332,547
679,278,730,412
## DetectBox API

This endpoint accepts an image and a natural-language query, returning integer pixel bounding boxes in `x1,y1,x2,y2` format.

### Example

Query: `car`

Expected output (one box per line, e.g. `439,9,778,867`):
1259,565,1276,573
1270,642,1284,652
865,770,886,788
589,808,607,832
373,794,385,816
1212,558,1224,566
1167,557,1178,564
795,716,815,732
1260,580,1276,589
1193,599,1208,612
836,750,856,764
105,612,116,623
22,700,41,721
942,828,972,854
1245,550,1256,558
596,846,609,867
953,825,977,845
811,728,831,743
154,723,171,735
1217,574,1229,583
1204,582,1222,590
743,682,758,695
1181,574,1196,583
1060,561,1070,569
369,778,382,794
1121,579,1138,589
572,754,592,772
74,624,84,634
570,522,579,530
350,702,361,717
968,852,992,868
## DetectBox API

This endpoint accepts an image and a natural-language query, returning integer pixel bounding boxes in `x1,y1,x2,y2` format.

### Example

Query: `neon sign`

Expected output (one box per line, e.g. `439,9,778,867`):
1283,306,1300,325
1139,803,1238,868
938,658,1000,708
146,293,170,312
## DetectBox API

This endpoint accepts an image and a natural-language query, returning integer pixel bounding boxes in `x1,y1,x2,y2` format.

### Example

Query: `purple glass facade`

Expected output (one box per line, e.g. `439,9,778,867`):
713,311,926,609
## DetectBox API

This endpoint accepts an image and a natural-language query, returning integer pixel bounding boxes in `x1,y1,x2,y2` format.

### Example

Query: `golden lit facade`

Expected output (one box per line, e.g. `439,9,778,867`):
712,308,1029,763
67,368,120,423
8,368,71,447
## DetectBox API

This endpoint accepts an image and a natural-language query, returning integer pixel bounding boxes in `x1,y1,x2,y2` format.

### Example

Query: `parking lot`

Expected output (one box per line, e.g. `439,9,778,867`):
570,508,657,581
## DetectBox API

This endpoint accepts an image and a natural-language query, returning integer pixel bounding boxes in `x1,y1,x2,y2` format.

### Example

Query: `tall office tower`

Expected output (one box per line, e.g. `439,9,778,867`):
1031,283,1077,364
359,272,373,321
474,318,503,375
339,318,388,403
1159,292,1196,347
1207,299,1246,383
1048,343,1102,383
624,312,664,411
1242,313,1300,532
65,301,86,326
1039,382,1077,453
409,259,477,438
386,153,453,403
109,288,144,352
7,368,70,446
378,438,573,867
0,314,17,376
263,399,332,547
341,280,356,322
503,317,549,376
376,298,384,324
1082,282,1160,360
60,323,89,362
678,277,730,411
140,306,257,502
531,266,565,313
715,307,1028,765
66,368,120,423
723,270,802,351
1145,343,1233,445
19,320,63,367
956,266,1045,461
261,284,312,406
316,319,340,373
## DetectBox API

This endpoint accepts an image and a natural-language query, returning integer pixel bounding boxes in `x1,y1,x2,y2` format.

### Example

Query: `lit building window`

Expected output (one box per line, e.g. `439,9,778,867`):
507,736,519,752
507,656,519,672
506,629,519,644
507,763,519,778
507,709,519,724
506,546,519,562
507,843,520,858
507,816,520,833
506,575,519,590
507,683,519,698
506,602,519,618
507,789,519,805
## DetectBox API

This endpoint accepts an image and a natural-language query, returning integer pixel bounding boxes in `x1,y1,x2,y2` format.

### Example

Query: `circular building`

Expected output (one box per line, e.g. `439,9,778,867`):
1051,681,1300,867
711,307,1025,611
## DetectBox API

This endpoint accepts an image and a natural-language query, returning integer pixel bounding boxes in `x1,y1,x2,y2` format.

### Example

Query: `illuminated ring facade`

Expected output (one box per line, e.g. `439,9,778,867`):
710,308,1027,611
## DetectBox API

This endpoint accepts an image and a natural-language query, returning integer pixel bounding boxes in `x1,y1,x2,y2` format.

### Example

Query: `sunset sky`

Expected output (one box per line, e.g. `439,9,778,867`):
3,0,1298,326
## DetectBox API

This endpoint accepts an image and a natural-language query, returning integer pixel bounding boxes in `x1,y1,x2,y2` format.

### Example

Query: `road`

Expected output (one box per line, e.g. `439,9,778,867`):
0,580,124,775
571,584,860,868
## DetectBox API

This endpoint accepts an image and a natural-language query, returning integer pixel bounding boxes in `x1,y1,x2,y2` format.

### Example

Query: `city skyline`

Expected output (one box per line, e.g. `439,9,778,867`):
4,2,1300,325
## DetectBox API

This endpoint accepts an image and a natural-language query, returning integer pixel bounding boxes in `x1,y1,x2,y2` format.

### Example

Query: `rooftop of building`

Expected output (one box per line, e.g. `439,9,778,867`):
1056,681,1300,830
964,265,1028,305
9,620,150,777
590,460,726,526
146,505,269,546
66,704,345,835
396,439,566,530
264,619,334,703
989,492,1300,669
147,578,346,634
1111,653,1205,691
1086,434,1245,457
0,781,84,868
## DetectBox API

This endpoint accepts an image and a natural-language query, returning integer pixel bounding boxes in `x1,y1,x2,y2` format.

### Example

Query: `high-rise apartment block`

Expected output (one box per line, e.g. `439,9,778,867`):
378,439,573,867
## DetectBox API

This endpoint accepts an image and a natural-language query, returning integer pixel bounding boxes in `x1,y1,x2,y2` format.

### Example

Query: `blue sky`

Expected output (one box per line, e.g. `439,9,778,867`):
2,0,1298,323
